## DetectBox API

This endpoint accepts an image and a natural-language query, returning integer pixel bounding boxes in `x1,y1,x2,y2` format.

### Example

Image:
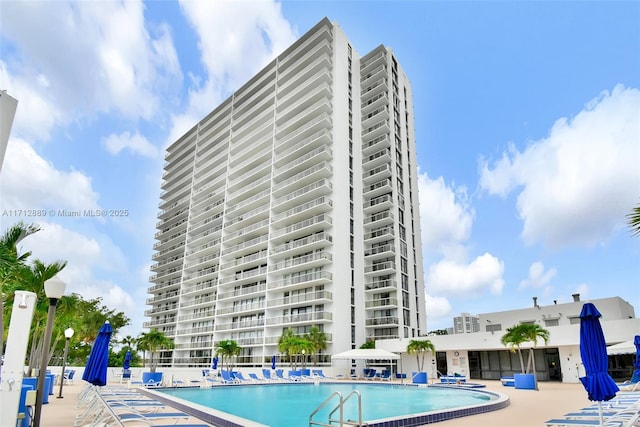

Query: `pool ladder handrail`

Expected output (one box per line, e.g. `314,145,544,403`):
309,390,368,427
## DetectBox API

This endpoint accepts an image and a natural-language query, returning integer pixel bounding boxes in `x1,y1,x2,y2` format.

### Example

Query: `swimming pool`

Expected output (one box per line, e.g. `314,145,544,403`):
147,382,509,427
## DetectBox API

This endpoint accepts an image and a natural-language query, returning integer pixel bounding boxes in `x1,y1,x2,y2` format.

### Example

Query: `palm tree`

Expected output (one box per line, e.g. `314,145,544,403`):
0,222,41,362
501,325,528,374
628,202,640,236
360,339,376,349
137,330,174,372
406,339,436,371
306,326,328,365
278,328,313,369
215,339,241,371
501,323,550,390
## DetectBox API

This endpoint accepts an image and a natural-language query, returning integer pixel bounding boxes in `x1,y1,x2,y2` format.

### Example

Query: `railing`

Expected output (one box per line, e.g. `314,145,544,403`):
309,390,365,427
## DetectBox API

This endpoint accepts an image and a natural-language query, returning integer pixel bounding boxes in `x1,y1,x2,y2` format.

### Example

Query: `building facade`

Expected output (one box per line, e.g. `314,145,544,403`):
147,18,427,367
378,295,639,383
452,312,480,334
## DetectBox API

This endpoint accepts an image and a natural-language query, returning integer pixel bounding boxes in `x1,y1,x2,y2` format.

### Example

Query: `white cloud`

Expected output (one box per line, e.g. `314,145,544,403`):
426,253,505,297
418,171,473,260
0,0,181,141
425,293,453,325
479,84,640,249
417,170,506,318
103,131,159,158
0,139,99,211
519,261,557,289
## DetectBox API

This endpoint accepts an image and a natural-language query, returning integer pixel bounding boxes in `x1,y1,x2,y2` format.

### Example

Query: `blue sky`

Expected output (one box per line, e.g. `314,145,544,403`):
1,1,638,339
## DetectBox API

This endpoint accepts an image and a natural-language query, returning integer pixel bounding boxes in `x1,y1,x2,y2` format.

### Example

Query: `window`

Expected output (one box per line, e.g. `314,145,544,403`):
544,319,559,327
486,324,502,332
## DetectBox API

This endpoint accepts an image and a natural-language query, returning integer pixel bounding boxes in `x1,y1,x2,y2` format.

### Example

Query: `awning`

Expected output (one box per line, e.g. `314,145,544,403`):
607,340,637,355
331,348,400,360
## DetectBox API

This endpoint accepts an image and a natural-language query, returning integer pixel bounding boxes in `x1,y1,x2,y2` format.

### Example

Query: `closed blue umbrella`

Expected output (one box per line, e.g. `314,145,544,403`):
579,303,619,426
212,356,218,370
271,354,276,370
82,321,113,386
123,351,132,370
633,335,640,381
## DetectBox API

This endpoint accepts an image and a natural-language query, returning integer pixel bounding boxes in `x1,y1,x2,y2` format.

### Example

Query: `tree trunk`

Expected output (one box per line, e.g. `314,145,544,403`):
517,349,526,373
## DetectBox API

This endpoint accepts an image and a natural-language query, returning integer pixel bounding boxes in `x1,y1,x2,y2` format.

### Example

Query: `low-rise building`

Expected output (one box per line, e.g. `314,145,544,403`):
377,295,639,383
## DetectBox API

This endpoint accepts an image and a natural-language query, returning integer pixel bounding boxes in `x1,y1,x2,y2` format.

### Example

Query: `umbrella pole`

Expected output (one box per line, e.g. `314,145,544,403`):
598,401,603,427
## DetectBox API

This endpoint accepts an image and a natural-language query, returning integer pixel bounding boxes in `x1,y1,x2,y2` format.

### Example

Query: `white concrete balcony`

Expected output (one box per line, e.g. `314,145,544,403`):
267,290,332,308
278,27,332,74
365,277,398,291
180,278,218,296
146,290,180,305
364,260,396,276
363,178,393,199
362,163,392,185
143,317,177,328
271,196,333,226
144,302,178,316
360,51,386,74
364,194,393,214
181,294,216,309
217,282,266,301
270,213,332,240
270,269,332,291
174,341,213,350
177,309,215,321
274,114,332,155
365,316,399,327
221,233,269,257
365,297,398,310
272,179,332,212
266,310,332,326
216,301,265,315
270,231,333,257
270,251,332,274
216,318,265,331
364,244,396,259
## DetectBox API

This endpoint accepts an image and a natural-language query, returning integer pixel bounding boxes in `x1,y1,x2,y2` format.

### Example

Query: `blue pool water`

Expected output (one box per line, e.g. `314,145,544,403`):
159,383,495,426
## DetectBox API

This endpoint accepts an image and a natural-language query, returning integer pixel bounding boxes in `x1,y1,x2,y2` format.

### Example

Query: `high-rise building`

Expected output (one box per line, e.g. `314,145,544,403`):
146,17,426,368
452,313,480,334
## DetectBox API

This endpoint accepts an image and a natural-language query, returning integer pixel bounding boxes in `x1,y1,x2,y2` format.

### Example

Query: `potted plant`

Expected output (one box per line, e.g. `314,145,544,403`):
137,330,174,385
500,323,550,390
407,339,435,384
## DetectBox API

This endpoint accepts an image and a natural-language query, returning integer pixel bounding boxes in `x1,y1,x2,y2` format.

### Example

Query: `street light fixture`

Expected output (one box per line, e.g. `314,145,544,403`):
33,276,66,427
301,349,306,369
57,327,74,398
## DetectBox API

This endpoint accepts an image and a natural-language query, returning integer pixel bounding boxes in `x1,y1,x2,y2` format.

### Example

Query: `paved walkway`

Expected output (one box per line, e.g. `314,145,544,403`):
39,380,628,426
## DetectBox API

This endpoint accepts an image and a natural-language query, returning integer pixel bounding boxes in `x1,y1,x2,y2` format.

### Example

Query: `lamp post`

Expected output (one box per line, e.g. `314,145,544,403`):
33,276,66,427
57,327,74,398
301,349,306,369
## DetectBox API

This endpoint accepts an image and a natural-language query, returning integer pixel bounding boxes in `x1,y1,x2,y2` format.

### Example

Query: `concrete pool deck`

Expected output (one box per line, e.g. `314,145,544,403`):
42,379,631,426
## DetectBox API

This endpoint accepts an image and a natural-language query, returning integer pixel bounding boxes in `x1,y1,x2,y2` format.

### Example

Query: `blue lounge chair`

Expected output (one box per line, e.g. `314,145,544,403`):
220,370,239,384
379,370,391,381
312,369,331,379
616,371,640,391
232,371,250,382
262,368,274,381
364,369,377,380
249,373,265,381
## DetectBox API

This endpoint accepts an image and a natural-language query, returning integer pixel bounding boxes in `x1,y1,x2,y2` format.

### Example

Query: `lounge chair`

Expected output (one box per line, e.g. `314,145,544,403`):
616,371,640,391
275,369,297,382
232,371,251,382
249,373,266,382
364,369,377,380
379,370,391,381
220,370,240,384
121,369,132,383
312,369,330,379
262,368,274,381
